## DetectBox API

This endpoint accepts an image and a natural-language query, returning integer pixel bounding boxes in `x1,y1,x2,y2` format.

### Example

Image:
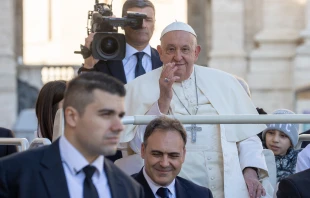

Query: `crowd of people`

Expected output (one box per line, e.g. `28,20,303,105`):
1,0,310,198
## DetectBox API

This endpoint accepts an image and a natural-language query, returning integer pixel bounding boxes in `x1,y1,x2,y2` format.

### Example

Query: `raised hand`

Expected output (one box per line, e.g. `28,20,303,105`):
83,33,99,69
158,62,180,114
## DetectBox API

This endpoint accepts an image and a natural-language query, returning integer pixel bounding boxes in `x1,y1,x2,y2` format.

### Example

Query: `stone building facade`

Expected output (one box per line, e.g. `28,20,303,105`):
0,0,18,128
1,0,310,129
189,0,310,116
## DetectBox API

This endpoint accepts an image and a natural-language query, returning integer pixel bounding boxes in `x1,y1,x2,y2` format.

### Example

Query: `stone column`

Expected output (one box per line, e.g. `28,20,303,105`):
294,0,310,114
188,0,210,66
248,0,305,112
208,0,247,78
0,0,17,128
294,0,310,88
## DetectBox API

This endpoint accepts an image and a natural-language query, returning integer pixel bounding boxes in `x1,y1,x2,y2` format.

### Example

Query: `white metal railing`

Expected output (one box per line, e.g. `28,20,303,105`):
296,134,310,149
41,66,76,84
121,114,310,150
29,138,52,148
0,138,29,151
1,115,309,152
18,65,79,90
121,114,310,125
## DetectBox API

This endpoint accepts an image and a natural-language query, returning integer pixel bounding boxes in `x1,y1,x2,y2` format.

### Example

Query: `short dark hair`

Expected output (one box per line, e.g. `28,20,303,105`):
63,72,125,115
35,80,66,141
143,116,187,147
122,0,155,17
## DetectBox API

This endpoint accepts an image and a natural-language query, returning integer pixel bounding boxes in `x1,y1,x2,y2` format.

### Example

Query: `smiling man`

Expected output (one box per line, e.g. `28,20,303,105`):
132,116,213,198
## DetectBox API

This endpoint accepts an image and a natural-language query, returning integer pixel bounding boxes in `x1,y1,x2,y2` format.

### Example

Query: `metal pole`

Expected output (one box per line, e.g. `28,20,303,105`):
296,134,310,149
0,138,29,151
30,138,52,146
122,114,310,125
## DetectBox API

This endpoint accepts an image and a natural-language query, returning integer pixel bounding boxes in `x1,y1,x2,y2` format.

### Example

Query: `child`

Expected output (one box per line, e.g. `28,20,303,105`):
262,109,301,182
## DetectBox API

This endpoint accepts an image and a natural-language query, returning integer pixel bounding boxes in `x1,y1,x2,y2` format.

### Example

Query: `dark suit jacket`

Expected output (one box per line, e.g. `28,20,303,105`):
79,47,162,84
277,168,310,198
0,127,18,158
0,139,144,198
132,169,213,198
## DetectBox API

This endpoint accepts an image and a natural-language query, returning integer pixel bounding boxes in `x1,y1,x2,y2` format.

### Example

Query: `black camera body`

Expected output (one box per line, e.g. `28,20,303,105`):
88,2,147,60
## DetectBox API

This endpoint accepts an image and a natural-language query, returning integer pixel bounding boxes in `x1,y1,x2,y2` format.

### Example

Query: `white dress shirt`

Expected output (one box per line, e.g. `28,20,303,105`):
122,43,152,83
59,136,111,198
143,167,176,198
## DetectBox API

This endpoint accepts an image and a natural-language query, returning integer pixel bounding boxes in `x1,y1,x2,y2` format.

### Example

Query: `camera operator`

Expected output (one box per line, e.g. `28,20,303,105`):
78,0,162,84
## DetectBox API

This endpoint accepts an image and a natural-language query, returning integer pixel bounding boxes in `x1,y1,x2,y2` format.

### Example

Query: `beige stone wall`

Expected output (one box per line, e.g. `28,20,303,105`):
188,0,310,113
149,0,188,48
244,0,263,53
248,0,306,112
294,0,310,115
208,0,247,78
188,0,211,66
0,0,17,128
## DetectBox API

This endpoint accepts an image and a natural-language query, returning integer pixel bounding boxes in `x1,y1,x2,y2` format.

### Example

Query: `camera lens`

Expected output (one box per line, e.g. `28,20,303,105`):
100,37,118,55
92,33,125,60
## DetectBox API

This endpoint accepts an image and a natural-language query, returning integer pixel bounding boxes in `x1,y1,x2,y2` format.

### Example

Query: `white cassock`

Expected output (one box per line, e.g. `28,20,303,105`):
120,65,274,198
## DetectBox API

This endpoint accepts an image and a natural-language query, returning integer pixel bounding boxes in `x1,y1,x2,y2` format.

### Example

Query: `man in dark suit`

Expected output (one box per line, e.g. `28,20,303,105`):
132,117,213,198
0,72,143,198
78,0,162,84
0,127,17,158
277,168,310,198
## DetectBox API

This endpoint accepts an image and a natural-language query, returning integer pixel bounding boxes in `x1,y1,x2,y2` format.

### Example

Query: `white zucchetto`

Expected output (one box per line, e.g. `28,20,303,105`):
160,21,197,39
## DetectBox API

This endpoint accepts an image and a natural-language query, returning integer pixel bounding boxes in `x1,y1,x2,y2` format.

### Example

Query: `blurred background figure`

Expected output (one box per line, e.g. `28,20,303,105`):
0,127,18,158
35,80,66,141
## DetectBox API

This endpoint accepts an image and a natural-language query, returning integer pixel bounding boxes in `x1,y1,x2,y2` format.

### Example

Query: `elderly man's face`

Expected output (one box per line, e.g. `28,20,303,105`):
157,31,201,82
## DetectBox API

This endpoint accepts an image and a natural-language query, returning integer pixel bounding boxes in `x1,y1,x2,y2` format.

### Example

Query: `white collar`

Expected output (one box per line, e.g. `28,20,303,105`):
143,167,175,197
125,43,151,60
59,135,104,176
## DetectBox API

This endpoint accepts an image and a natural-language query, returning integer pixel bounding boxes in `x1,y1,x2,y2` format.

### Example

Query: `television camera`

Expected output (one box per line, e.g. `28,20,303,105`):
75,0,147,60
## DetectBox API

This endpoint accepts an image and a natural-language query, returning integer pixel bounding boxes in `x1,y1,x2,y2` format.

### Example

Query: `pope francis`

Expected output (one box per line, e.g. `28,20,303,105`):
120,21,273,198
